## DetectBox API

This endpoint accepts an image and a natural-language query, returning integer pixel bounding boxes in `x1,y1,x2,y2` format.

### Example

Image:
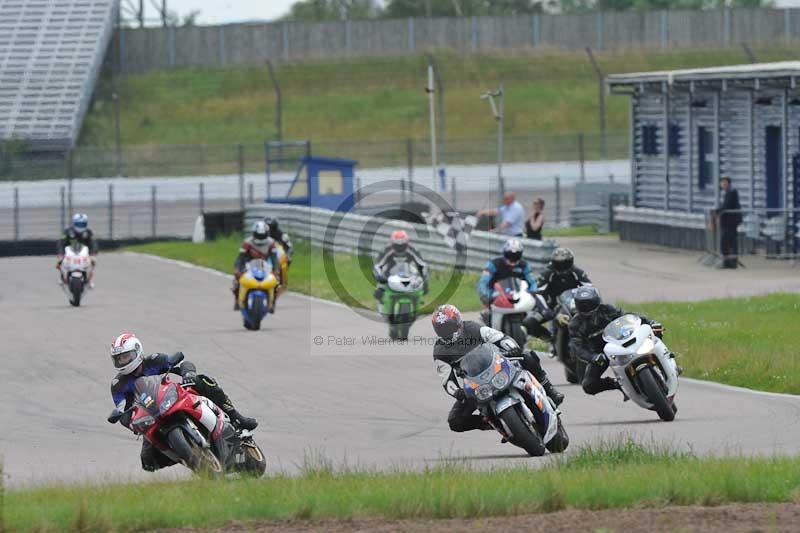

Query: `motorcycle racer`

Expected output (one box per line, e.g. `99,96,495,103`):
372,230,429,305
431,305,563,433
56,213,98,287
232,221,282,312
108,333,258,471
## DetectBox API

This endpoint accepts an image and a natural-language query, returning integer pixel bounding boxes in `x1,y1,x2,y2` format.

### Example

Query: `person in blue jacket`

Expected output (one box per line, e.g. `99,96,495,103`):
477,238,539,325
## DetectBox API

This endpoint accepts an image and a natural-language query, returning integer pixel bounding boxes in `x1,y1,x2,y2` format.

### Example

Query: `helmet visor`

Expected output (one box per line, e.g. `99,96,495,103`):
112,350,137,369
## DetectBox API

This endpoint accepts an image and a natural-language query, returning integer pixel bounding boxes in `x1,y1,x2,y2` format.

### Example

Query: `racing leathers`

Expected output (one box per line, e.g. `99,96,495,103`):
534,265,592,342
232,236,282,312
568,304,654,396
372,244,429,303
433,321,563,433
110,352,256,471
56,227,98,283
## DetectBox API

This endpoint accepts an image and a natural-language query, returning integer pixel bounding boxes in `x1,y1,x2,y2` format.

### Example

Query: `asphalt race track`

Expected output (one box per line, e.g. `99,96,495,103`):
3,252,800,487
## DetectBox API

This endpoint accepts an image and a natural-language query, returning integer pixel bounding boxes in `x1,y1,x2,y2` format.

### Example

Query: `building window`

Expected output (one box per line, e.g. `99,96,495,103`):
698,126,714,191
642,125,659,155
668,123,682,157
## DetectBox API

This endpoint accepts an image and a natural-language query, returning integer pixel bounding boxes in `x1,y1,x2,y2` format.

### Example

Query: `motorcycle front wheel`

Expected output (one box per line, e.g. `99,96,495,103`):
68,276,83,307
167,428,224,476
241,441,267,476
637,367,675,422
556,327,579,384
500,406,546,457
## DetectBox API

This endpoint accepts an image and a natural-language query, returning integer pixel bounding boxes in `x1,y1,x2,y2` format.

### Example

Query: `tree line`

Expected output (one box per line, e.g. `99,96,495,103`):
285,0,770,21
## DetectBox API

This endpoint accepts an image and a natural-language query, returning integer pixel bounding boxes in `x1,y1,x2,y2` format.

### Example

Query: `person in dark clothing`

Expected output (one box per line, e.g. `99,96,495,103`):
372,230,429,306
108,332,258,472
568,287,671,398
524,198,545,240
715,177,742,269
56,213,98,286
264,217,293,265
431,305,563,433
529,247,593,345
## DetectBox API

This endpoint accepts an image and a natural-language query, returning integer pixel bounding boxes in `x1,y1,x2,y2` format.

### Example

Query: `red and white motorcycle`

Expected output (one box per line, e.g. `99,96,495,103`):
488,278,543,348
59,243,93,307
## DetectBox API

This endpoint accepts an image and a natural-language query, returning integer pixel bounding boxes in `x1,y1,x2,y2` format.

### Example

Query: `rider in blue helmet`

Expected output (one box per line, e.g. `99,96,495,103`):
57,213,98,287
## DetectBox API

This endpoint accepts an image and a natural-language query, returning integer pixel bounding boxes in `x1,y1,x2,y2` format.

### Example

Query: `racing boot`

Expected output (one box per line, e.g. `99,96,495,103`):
540,377,564,406
225,408,259,431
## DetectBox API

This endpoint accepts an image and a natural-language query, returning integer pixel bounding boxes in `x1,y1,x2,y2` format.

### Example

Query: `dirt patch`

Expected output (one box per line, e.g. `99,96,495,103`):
164,502,800,532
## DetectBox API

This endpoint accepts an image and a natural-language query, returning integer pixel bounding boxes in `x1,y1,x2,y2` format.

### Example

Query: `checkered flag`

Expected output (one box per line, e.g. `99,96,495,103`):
427,211,477,252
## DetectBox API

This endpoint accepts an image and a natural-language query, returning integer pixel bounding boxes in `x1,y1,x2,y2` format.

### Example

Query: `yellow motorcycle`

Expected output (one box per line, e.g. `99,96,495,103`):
238,259,278,330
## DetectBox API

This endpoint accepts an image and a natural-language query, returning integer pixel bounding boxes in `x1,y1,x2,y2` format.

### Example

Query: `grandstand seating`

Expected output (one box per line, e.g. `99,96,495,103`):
0,0,117,152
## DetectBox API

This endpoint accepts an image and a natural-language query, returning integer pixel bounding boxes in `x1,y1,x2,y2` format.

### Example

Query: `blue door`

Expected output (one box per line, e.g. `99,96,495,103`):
765,126,782,211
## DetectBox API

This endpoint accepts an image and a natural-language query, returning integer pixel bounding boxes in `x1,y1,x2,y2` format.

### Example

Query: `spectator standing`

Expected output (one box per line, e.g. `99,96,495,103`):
715,176,742,269
478,191,524,237
525,198,546,240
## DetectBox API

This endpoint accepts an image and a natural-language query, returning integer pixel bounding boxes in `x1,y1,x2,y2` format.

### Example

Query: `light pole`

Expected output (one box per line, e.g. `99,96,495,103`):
481,83,504,207
426,63,438,192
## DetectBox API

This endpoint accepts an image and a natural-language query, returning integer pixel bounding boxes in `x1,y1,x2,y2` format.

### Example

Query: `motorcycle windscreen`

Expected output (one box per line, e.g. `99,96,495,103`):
497,277,521,294
558,288,577,308
603,314,641,342
460,344,499,378
133,375,163,416
389,260,418,278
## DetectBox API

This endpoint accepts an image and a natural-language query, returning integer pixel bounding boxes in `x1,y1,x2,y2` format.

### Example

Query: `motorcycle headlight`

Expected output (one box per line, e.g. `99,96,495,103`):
159,385,179,415
132,414,155,433
636,338,656,356
491,371,510,390
476,384,494,401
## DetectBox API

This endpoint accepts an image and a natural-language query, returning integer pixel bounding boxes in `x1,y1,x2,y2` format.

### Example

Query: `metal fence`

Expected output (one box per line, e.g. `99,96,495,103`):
0,134,628,181
701,208,800,266
244,204,557,274
117,9,800,73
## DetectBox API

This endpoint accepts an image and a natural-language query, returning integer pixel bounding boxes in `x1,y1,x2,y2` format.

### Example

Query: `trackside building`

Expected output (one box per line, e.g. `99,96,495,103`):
607,62,800,250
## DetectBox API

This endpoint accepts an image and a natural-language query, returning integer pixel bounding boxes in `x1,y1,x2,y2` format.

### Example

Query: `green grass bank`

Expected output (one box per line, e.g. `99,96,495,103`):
82,46,799,151
6,439,800,531
125,237,800,395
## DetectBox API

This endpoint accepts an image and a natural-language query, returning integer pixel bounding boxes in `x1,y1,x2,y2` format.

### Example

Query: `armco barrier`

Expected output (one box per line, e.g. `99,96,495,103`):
246,204,556,273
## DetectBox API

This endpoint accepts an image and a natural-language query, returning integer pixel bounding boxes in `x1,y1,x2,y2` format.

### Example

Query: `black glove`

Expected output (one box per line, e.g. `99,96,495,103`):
453,388,466,402
592,353,608,365
182,370,197,386
651,323,664,339
375,274,387,284
167,351,185,366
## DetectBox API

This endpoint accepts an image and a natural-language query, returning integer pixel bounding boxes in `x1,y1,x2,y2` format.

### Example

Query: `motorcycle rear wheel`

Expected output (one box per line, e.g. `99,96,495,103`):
509,321,527,349
545,417,570,453
638,367,675,422
500,406,546,457
241,441,267,476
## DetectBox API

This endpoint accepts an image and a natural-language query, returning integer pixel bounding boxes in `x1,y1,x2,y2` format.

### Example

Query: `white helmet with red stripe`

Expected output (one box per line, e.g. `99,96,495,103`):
110,333,143,375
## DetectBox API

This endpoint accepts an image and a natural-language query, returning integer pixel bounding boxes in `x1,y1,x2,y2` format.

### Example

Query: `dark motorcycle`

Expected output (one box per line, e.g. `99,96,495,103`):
553,288,585,384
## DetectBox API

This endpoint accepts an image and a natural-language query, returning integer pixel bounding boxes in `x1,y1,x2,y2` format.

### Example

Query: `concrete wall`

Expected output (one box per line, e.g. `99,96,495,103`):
117,8,800,74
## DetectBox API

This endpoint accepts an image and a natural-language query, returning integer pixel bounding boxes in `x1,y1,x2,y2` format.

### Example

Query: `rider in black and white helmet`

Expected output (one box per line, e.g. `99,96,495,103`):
231,221,282,311
536,247,592,308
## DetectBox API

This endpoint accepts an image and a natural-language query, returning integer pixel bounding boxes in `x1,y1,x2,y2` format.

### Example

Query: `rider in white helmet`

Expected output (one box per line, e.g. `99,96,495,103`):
232,220,282,312
57,213,98,287
477,238,539,324
109,333,258,472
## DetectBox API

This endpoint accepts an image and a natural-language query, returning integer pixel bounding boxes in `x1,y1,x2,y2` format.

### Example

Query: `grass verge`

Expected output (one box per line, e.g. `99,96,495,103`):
125,238,800,394
7,438,800,531
125,236,484,312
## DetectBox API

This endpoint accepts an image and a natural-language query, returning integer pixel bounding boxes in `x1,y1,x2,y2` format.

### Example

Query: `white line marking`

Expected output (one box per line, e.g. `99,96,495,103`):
123,251,350,310
682,377,800,401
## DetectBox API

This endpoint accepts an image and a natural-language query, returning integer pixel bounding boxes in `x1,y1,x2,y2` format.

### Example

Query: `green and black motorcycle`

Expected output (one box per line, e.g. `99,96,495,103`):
380,263,425,341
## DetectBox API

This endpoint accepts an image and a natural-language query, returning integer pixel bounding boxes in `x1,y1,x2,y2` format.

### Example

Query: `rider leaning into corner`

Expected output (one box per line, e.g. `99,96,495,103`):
109,333,258,472
372,230,429,308
232,221,282,312
56,213,98,287
431,305,564,434
568,287,680,399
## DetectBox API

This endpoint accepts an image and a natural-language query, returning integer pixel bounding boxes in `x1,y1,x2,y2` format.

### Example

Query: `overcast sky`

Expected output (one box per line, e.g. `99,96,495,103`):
163,0,800,25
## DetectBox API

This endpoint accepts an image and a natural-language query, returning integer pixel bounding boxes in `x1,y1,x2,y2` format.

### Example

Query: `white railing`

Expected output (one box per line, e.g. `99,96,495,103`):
246,204,557,273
